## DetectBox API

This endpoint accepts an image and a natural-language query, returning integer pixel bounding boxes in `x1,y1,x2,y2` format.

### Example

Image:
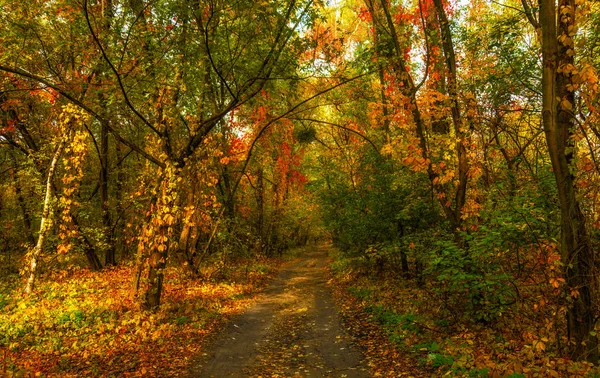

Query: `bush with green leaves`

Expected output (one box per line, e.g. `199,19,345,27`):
318,148,441,277
424,186,553,323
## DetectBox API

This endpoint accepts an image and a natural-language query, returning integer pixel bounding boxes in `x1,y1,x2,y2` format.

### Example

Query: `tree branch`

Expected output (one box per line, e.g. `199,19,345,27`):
290,117,381,154
0,64,164,167
83,0,162,136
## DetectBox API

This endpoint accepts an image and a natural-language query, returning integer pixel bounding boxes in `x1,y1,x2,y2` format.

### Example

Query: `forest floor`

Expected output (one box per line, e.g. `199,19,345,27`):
2,245,401,377
12,245,596,377
0,254,282,377
191,246,369,377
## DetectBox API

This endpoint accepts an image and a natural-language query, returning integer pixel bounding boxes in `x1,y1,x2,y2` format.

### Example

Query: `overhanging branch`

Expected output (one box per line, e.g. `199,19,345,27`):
0,64,164,167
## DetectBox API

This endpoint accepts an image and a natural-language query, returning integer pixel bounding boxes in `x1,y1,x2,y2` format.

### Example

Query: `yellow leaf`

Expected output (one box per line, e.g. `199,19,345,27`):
560,98,573,111
534,340,546,351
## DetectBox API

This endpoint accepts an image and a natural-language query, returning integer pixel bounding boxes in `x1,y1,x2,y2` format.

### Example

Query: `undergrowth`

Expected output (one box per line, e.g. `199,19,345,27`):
0,257,280,377
327,248,599,378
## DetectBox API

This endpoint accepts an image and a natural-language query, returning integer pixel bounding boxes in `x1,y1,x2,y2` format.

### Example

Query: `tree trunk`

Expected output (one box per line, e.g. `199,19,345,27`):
100,122,116,266
257,167,265,252
539,0,598,362
222,167,235,219
114,141,126,256
10,150,35,246
71,214,103,271
176,188,200,274
371,0,466,233
24,140,65,294
134,168,179,311
427,0,450,135
100,0,116,266
141,248,168,310
432,0,469,228
133,193,171,311
398,224,409,278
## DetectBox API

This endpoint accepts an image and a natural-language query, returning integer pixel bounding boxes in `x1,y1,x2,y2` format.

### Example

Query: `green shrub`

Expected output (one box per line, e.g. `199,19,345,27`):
427,352,454,368
426,237,517,323
347,286,371,300
174,315,191,325
58,309,86,327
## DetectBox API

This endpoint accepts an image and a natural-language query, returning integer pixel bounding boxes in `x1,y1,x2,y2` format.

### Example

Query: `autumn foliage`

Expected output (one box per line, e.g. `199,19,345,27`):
2,0,600,376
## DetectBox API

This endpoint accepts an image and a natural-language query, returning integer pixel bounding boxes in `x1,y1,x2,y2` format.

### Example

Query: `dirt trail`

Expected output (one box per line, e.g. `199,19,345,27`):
191,247,369,377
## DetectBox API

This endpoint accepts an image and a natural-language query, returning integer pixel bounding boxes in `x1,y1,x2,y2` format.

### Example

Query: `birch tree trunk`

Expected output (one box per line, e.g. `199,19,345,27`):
24,140,65,294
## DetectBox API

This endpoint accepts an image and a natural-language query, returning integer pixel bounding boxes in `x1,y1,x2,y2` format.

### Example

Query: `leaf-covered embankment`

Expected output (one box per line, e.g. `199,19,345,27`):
0,258,279,377
327,249,598,377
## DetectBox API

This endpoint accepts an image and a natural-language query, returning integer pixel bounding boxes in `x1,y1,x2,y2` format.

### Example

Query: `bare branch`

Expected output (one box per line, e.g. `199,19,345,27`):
520,0,540,29
290,117,381,154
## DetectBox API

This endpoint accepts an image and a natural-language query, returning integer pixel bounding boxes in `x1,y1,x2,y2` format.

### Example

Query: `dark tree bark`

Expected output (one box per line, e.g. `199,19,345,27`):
538,0,598,362
431,0,469,232
71,214,103,271
100,122,116,266
101,0,116,266
10,150,35,246
257,167,265,252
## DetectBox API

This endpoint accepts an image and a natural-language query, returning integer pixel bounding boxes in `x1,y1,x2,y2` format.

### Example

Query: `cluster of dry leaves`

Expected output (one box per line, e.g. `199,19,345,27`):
0,259,279,377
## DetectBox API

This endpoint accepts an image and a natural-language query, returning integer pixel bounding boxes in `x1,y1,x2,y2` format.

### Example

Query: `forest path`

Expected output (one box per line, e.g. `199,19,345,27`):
191,246,369,377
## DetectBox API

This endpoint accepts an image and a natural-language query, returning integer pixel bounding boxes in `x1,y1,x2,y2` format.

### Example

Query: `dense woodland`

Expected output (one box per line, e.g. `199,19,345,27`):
2,0,600,376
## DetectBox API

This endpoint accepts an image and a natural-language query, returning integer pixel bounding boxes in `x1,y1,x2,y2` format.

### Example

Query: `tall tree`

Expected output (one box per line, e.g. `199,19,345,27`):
536,0,598,362
365,0,471,236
